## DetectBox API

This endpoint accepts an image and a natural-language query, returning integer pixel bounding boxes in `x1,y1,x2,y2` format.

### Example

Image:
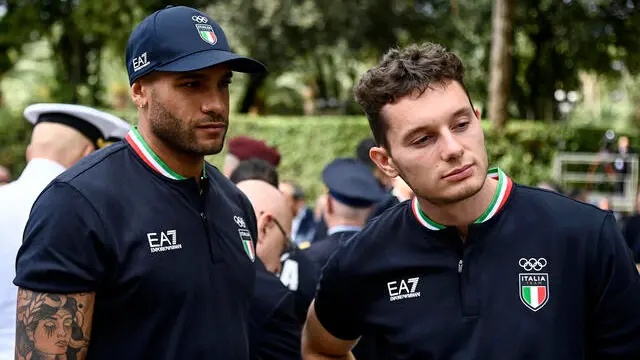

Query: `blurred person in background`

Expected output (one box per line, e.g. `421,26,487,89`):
368,175,415,221
223,135,280,177
0,103,130,360
277,181,321,326
613,135,635,193
0,165,10,185
230,158,279,187
303,158,386,269
236,180,301,360
231,168,319,327
279,180,316,246
313,138,396,244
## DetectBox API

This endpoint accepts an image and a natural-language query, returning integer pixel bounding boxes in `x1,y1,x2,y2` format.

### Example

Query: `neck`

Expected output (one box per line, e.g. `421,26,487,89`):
325,218,365,230
418,177,498,238
138,123,204,181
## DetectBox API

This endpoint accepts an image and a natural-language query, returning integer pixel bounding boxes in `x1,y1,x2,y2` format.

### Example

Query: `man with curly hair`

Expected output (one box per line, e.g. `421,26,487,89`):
302,42,640,359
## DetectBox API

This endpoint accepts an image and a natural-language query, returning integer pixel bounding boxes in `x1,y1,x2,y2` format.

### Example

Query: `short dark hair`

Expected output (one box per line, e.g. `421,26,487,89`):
229,158,279,188
354,42,471,149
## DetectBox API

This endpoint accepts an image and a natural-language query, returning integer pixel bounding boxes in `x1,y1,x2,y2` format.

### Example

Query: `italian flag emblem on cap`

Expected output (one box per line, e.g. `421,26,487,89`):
196,24,217,45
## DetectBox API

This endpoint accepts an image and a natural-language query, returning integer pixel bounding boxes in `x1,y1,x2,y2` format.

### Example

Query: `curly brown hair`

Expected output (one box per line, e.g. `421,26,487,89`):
354,42,473,150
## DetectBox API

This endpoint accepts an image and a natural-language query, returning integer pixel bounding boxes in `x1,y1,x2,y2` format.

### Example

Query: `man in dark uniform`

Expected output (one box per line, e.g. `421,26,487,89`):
302,42,640,359
14,6,266,359
236,180,301,360
303,158,385,269
280,181,317,247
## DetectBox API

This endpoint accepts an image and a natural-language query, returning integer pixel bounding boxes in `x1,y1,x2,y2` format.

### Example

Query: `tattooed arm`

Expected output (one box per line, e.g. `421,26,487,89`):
15,288,95,360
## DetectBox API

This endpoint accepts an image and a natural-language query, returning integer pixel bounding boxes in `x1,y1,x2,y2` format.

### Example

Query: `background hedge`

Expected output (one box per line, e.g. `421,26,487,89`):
2,108,638,202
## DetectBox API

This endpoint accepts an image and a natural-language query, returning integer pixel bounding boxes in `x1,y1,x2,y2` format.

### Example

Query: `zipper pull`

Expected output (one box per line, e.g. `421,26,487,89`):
458,260,464,273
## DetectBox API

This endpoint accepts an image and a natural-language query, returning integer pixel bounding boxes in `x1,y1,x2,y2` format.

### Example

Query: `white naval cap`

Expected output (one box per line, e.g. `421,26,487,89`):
23,103,131,148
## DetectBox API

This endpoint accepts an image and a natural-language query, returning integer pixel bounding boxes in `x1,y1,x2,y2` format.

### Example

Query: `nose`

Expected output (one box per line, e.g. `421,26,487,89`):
201,89,227,118
439,130,464,161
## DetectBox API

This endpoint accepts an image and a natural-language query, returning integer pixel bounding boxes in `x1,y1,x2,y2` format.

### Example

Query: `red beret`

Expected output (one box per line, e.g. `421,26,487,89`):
227,136,281,167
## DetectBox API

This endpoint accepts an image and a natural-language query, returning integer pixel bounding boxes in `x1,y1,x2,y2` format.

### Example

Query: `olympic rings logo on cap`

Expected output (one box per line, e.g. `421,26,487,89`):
192,15,208,23
518,258,547,271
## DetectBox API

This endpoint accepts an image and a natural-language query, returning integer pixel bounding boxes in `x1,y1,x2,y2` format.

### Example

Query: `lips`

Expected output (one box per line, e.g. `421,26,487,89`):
443,164,473,179
197,123,226,129
55,340,68,347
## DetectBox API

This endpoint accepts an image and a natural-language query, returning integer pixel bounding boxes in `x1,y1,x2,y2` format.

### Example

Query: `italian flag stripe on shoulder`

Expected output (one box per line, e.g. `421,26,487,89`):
412,167,513,230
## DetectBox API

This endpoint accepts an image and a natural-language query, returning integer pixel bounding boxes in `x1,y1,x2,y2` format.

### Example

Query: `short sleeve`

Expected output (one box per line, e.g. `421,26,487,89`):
587,213,640,358
14,182,108,293
313,244,365,341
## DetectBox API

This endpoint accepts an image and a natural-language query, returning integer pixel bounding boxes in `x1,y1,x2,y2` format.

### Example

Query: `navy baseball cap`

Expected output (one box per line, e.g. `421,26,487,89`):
125,5,266,85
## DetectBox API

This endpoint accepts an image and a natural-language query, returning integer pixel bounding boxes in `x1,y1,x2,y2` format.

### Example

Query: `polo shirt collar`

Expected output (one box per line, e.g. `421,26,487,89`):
126,127,206,180
412,167,513,231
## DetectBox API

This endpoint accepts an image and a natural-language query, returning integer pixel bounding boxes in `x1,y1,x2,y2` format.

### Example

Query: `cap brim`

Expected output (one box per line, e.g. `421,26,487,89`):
156,50,266,74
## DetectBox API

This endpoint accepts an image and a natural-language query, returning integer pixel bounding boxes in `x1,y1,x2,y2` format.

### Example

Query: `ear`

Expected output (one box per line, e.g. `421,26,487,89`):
257,212,272,244
474,107,481,120
82,143,95,157
369,146,399,178
324,195,334,216
131,80,149,109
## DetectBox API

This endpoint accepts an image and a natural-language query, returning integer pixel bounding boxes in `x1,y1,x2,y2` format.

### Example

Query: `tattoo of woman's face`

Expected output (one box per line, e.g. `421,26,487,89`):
16,290,89,360
33,309,73,355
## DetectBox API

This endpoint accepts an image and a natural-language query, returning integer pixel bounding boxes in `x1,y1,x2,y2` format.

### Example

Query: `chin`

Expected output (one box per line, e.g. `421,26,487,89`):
422,178,484,205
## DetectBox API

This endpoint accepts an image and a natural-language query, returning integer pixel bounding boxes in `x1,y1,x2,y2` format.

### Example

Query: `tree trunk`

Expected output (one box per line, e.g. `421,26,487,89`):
238,72,268,114
488,0,515,128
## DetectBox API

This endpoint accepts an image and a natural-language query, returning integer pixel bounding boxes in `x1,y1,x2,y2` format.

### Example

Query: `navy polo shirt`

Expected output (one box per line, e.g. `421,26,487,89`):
315,168,640,359
14,128,258,359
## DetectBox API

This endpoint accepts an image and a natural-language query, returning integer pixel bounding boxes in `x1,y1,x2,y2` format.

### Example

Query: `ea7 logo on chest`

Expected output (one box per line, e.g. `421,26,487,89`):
147,230,182,253
387,277,420,302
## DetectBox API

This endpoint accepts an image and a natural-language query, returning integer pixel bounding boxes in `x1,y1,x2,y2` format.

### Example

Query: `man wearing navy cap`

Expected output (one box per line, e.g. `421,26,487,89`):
0,103,130,359
14,6,266,360
302,43,640,359
303,158,386,269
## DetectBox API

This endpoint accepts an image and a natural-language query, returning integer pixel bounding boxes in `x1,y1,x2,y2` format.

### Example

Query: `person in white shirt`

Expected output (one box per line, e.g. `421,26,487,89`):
0,103,130,360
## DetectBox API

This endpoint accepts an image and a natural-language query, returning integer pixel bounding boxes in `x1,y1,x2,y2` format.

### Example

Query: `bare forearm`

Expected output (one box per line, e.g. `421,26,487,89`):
15,288,95,360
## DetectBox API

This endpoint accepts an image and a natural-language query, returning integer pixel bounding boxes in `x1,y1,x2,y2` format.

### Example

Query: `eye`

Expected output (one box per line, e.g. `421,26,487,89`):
220,78,232,88
455,121,469,130
44,321,56,336
181,81,201,88
411,135,433,147
63,319,73,327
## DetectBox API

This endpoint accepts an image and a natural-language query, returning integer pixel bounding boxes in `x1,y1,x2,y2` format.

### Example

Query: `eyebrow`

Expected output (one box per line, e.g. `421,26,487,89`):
175,71,233,81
